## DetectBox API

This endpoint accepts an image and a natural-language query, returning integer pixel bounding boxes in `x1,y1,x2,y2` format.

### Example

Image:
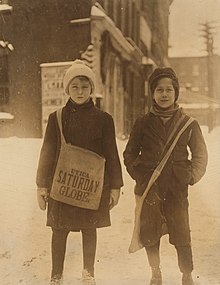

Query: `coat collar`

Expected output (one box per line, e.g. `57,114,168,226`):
66,97,94,111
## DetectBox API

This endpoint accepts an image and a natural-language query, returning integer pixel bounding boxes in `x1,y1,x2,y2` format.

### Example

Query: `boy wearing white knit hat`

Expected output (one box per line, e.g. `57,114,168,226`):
36,59,123,285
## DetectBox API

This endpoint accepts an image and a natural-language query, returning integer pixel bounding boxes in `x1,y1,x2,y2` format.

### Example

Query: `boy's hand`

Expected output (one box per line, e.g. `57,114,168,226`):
37,187,48,210
109,189,120,210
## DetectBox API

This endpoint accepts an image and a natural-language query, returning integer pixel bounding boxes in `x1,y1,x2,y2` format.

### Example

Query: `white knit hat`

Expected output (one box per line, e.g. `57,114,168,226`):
63,59,96,95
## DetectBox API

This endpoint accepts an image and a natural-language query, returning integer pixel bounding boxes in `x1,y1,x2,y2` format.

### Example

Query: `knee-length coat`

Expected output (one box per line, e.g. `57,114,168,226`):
123,108,208,246
36,99,123,230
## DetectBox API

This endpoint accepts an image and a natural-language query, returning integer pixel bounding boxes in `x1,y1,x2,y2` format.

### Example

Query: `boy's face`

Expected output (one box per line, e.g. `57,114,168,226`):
68,76,92,105
153,77,175,109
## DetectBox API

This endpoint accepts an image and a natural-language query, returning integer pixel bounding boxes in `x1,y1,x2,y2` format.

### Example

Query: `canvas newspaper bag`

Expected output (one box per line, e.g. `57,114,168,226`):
50,108,106,210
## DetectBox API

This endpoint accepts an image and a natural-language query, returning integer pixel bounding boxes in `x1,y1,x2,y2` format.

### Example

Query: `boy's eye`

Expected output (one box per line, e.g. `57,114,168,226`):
156,87,174,93
156,88,163,92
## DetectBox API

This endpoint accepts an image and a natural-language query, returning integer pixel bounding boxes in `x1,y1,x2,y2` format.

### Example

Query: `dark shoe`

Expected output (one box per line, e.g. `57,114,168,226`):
182,273,194,285
149,267,162,285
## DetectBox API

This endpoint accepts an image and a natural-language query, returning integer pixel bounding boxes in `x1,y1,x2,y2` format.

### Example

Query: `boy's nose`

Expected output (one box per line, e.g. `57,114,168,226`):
78,88,83,94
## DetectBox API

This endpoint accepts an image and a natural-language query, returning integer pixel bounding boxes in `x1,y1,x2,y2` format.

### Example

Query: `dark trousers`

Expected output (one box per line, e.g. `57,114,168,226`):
51,228,97,278
145,241,193,274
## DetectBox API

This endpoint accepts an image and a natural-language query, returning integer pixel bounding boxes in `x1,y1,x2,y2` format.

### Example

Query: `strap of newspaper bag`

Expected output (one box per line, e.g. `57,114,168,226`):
51,108,105,210
142,116,194,201
128,116,195,253
56,108,65,144
162,114,188,155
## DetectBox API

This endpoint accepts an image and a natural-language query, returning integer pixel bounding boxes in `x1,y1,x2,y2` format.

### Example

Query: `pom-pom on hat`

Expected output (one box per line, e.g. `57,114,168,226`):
63,59,96,95
148,67,179,100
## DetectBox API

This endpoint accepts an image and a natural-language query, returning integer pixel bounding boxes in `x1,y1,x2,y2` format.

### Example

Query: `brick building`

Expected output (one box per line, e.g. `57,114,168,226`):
169,55,220,126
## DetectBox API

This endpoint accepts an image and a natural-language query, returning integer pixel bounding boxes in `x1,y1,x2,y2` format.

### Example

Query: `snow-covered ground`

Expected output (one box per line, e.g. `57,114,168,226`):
0,126,219,285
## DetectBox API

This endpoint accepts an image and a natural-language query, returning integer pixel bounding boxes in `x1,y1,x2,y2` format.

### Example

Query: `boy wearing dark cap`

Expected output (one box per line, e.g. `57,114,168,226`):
123,67,208,285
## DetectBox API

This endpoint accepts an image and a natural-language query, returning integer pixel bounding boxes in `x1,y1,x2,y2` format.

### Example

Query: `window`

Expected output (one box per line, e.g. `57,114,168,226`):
0,0,10,4
131,2,135,40
192,64,199,76
0,55,9,105
116,0,122,29
191,87,199,92
108,0,113,19
185,83,192,90
131,2,139,44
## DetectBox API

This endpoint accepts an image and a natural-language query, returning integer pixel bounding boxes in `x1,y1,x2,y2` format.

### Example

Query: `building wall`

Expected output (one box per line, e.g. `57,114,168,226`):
169,55,220,100
1,0,172,137
98,0,171,65
141,0,171,65
95,0,171,135
169,55,220,127
2,0,92,137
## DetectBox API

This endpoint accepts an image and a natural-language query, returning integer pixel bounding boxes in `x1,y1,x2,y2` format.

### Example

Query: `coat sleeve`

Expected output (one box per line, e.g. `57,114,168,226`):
36,113,58,188
102,114,123,189
123,117,143,181
188,121,208,185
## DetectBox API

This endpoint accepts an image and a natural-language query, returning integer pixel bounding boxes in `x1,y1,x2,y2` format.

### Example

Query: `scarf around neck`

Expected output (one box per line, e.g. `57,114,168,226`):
150,103,180,124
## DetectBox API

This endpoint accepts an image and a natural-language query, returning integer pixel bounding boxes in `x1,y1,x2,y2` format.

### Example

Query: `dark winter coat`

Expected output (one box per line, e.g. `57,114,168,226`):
123,108,208,246
36,99,123,230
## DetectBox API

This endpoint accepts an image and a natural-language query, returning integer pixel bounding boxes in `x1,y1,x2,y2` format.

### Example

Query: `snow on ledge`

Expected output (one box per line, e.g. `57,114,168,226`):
0,112,14,119
0,4,13,12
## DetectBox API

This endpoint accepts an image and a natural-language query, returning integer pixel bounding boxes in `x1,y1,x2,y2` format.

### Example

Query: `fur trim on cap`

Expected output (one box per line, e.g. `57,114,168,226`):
63,59,96,95
148,67,179,100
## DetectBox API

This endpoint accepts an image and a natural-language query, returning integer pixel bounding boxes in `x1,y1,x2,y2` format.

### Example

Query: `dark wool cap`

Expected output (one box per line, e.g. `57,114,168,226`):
148,67,179,100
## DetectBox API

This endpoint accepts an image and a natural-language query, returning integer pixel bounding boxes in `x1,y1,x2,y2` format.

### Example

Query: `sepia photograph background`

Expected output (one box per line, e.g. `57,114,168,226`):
0,1,220,284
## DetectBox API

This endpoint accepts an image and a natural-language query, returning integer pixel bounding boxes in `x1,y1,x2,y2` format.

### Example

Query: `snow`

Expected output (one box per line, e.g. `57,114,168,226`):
0,112,14,119
0,127,220,285
0,4,12,12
